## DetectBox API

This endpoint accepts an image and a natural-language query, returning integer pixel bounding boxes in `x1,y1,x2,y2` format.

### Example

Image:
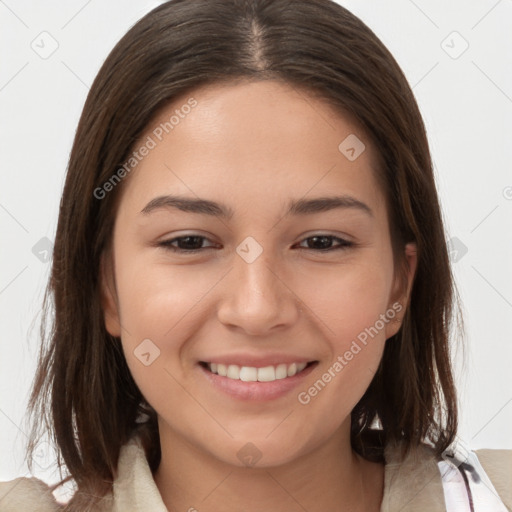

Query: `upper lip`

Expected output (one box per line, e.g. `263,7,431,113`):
199,353,317,368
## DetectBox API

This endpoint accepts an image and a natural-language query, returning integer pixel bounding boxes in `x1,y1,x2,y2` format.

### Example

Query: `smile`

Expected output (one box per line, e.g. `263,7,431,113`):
198,358,319,401
203,361,311,382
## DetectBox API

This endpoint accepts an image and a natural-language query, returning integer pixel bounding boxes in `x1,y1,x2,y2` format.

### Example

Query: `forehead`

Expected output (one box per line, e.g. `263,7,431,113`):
118,80,386,220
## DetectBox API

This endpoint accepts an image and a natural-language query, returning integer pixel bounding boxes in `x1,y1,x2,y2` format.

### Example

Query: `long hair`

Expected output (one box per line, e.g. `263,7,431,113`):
25,1,462,509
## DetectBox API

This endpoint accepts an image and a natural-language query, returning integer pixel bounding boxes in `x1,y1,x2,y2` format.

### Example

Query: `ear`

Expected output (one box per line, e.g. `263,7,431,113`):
99,250,122,338
385,242,417,339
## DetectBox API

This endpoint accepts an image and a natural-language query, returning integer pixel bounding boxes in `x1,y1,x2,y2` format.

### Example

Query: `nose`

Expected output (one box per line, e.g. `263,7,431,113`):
216,246,301,336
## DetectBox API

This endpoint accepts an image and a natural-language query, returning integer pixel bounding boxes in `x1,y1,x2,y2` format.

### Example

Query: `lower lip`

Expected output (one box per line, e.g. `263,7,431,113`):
198,362,318,401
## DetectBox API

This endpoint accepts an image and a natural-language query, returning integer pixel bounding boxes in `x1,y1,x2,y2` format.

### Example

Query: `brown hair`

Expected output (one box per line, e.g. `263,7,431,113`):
25,0,462,509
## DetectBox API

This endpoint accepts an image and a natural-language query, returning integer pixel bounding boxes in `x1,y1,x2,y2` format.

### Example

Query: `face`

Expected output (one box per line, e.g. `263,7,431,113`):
101,80,417,467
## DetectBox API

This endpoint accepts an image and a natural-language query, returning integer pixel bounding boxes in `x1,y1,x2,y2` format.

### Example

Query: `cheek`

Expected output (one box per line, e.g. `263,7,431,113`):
112,248,227,408
114,245,218,338
298,255,394,345
292,253,393,404
292,266,391,437
113,252,207,419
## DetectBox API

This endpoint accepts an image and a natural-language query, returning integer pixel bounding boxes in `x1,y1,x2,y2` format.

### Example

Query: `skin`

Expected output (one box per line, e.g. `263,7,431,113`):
101,79,417,512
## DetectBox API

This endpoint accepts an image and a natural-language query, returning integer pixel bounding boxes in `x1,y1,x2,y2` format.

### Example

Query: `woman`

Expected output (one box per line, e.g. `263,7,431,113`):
1,0,510,510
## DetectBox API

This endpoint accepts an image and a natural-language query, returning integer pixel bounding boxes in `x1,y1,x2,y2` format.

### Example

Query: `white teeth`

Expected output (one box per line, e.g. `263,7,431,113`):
227,364,239,379
239,366,258,382
257,366,275,382
275,364,288,379
206,361,311,381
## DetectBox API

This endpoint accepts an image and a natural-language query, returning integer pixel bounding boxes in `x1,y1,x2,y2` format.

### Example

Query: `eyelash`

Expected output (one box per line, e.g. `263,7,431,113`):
157,234,354,254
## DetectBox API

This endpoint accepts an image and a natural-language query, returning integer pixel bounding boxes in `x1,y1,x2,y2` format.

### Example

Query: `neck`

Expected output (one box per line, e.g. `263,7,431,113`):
154,420,384,512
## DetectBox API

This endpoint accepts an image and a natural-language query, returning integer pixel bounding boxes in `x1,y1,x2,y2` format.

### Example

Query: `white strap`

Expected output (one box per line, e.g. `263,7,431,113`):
437,440,509,512
438,460,471,511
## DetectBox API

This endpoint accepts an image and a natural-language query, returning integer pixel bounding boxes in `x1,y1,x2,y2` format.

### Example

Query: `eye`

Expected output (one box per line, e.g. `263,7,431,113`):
157,234,353,254
294,235,353,251
157,235,217,253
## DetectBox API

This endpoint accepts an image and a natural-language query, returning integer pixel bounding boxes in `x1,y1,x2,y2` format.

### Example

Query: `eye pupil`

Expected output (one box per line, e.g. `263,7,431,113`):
308,236,332,250
178,236,204,250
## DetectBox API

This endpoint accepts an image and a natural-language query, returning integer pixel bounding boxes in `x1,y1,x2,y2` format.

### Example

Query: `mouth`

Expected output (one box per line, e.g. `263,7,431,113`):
199,361,316,382
198,360,319,401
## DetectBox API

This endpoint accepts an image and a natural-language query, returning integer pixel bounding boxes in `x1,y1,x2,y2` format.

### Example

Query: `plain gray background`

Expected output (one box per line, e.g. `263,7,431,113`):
1,0,511,490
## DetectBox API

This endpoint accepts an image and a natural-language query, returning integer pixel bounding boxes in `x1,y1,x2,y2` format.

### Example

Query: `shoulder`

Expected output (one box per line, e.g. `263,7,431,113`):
0,477,62,512
381,439,512,512
474,447,512,510
381,440,446,511
0,476,116,512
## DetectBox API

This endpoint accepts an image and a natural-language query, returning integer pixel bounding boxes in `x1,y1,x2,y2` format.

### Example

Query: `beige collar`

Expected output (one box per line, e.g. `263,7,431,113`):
381,439,446,511
105,436,446,512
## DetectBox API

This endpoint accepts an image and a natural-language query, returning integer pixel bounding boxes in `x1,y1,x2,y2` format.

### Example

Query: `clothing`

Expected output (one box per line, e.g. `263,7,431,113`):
1,436,510,511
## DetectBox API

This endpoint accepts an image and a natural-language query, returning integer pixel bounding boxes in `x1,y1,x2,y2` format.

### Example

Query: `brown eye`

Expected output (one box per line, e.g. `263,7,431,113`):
297,235,353,251
158,235,216,253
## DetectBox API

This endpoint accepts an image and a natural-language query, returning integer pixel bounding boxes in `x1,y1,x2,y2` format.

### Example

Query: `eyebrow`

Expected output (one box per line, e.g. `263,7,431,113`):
139,194,373,218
